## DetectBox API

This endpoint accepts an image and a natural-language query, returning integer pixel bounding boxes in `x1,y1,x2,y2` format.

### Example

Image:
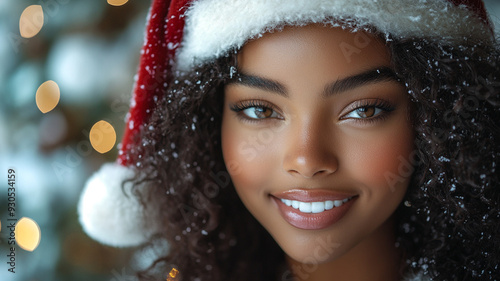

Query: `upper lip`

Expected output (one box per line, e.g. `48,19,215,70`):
271,188,357,202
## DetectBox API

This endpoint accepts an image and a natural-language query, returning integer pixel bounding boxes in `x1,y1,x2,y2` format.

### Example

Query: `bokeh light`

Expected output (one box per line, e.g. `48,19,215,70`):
36,80,60,114
167,268,179,281
19,5,44,38
15,217,42,252
90,120,117,154
107,0,129,7
1,0,156,279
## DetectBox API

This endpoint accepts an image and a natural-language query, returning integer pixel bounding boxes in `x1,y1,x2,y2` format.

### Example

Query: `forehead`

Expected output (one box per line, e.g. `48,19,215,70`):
237,24,392,80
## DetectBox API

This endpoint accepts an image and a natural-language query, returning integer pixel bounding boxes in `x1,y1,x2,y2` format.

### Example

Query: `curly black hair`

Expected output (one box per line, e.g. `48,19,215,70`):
129,33,500,280
391,37,500,280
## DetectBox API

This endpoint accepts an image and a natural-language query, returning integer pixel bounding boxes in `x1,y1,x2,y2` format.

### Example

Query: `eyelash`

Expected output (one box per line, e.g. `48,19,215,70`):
229,99,395,124
341,99,395,124
229,100,282,123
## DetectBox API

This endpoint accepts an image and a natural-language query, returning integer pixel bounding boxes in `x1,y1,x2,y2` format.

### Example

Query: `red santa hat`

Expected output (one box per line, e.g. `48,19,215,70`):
78,0,493,247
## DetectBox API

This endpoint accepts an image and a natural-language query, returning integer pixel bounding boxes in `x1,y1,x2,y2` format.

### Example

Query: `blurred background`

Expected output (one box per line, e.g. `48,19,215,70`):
0,0,499,280
0,1,152,280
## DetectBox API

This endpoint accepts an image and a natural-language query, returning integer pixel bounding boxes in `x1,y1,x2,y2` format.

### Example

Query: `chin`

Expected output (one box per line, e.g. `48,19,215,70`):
269,224,358,264
283,242,348,265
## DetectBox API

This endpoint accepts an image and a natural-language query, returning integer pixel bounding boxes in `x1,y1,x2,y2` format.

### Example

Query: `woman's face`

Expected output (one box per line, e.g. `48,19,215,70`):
221,24,414,264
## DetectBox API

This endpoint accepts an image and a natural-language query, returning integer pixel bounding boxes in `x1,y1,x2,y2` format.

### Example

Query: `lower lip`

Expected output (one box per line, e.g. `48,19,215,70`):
272,196,357,230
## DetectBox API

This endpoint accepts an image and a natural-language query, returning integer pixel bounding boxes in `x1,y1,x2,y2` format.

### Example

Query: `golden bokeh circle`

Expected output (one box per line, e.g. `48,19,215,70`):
36,80,60,114
107,0,129,7
15,217,41,252
90,120,117,154
19,5,44,38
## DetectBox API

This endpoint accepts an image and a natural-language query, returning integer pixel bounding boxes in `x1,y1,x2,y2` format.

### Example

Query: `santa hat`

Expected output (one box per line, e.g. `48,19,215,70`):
78,0,493,247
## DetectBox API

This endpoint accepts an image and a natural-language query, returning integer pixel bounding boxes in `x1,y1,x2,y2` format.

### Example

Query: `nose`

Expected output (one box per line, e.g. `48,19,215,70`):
282,118,338,179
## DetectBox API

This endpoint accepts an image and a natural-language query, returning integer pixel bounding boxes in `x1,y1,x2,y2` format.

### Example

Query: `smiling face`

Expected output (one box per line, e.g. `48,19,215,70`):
221,24,414,265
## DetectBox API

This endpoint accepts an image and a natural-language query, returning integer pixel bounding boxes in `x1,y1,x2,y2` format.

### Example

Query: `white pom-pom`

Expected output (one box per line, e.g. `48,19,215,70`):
78,163,152,247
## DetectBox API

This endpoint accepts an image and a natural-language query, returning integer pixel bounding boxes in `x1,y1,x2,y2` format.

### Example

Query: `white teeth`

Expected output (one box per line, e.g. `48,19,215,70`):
311,202,325,213
280,197,354,214
325,200,334,210
334,200,343,207
299,202,312,213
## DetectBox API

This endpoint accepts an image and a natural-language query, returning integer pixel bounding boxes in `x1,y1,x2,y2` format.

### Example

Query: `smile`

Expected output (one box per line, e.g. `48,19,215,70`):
271,189,358,230
280,197,354,214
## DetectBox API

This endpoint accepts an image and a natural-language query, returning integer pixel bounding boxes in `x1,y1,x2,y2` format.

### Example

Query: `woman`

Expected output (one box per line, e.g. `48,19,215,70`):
78,0,500,280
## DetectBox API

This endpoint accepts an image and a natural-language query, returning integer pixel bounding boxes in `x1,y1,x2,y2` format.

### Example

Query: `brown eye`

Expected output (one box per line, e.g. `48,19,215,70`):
355,107,376,118
240,106,280,120
229,100,283,121
254,107,274,118
344,106,384,119
341,99,395,122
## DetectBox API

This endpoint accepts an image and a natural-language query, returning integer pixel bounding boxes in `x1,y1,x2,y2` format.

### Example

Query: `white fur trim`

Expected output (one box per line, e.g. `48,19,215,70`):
78,163,153,247
177,0,491,70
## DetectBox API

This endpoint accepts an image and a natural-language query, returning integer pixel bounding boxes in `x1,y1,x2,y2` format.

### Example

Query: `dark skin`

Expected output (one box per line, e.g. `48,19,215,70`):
221,24,414,281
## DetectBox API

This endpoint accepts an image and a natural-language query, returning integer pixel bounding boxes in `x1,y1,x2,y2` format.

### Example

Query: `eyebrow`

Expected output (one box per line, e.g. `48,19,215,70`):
231,71,287,95
324,67,399,97
229,66,399,98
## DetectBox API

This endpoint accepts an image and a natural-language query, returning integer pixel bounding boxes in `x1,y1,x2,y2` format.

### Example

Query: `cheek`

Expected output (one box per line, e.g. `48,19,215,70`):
221,117,277,198
343,119,415,191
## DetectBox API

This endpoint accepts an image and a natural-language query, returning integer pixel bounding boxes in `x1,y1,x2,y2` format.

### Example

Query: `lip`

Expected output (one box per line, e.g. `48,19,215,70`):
272,188,356,202
271,189,358,230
